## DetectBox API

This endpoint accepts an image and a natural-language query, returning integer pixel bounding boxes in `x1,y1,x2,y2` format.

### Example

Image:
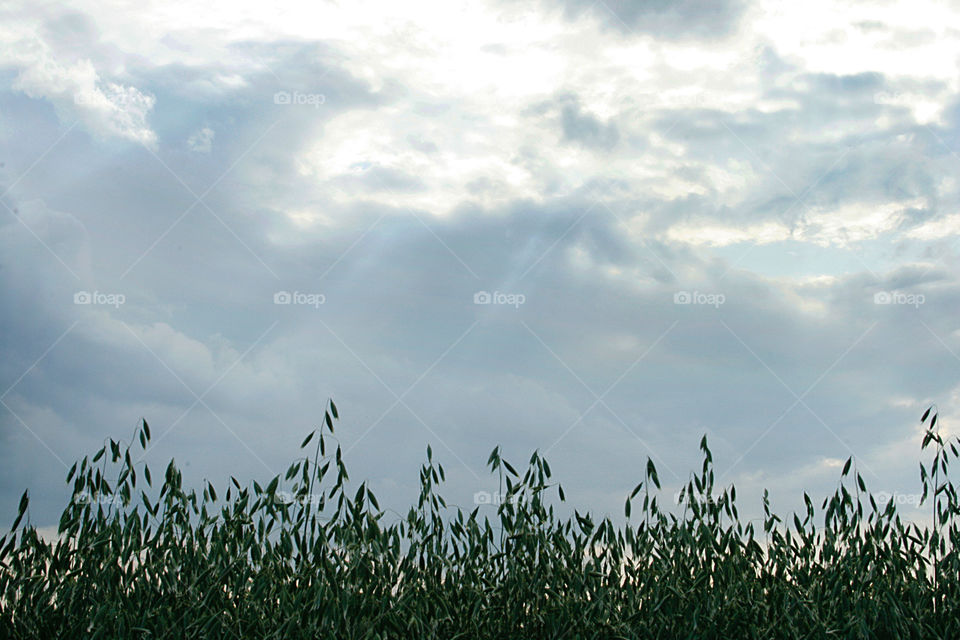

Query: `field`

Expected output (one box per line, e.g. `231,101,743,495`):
1,402,958,639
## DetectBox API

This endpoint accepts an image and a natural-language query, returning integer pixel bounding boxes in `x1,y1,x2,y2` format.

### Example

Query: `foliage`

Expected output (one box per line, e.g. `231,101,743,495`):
1,402,959,639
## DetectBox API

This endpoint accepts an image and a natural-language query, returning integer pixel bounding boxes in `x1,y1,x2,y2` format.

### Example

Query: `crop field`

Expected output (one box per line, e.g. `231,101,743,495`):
1,402,958,639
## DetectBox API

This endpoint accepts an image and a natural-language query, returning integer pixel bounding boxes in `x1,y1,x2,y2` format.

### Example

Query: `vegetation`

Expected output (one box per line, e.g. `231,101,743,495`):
1,402,959,639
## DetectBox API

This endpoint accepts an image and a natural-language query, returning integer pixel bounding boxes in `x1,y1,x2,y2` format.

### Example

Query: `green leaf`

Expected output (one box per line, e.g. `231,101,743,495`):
646,459,660,489
301,431,315,449
12,490,28,530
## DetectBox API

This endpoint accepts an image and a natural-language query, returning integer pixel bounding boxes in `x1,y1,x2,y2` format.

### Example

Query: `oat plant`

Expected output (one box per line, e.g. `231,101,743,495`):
1,402,958,639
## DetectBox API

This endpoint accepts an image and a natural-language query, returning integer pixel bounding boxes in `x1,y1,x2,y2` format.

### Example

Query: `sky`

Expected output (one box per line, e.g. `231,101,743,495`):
1,0,959,531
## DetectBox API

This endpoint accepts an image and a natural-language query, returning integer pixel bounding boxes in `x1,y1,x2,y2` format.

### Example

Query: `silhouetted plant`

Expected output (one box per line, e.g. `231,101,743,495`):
1,401,958,639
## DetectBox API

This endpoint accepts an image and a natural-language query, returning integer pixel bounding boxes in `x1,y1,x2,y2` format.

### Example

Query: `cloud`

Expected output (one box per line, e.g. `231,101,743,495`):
14,59,157,148
1,15,158,147
2,0,960,532
558,94,620,150
186,126,214,153
665,197,931,248
546,0,748,39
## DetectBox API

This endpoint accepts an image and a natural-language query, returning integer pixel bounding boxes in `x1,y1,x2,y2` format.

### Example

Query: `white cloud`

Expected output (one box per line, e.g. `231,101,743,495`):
1,23,157,147
752,0,960,124
906,213,960,241
800,198,926,247
665,198,929,248
666,220,791,247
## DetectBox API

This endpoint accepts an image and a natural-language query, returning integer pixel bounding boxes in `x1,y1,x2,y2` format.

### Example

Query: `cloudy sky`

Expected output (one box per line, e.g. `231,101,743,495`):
2,0,959,530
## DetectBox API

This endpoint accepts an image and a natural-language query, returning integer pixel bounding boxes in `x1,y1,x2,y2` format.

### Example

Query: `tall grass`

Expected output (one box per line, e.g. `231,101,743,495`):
1,402,958,639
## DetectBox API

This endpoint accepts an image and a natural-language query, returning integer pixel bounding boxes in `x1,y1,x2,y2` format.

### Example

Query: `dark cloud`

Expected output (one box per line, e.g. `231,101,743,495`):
549,0,748,39
560,97,620,150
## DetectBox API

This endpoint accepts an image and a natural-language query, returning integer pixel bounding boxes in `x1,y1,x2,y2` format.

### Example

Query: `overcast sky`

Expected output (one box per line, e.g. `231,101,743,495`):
2,0,959,530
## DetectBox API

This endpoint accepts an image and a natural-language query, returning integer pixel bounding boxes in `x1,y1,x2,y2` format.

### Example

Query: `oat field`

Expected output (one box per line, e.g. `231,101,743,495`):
2,402,958,639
